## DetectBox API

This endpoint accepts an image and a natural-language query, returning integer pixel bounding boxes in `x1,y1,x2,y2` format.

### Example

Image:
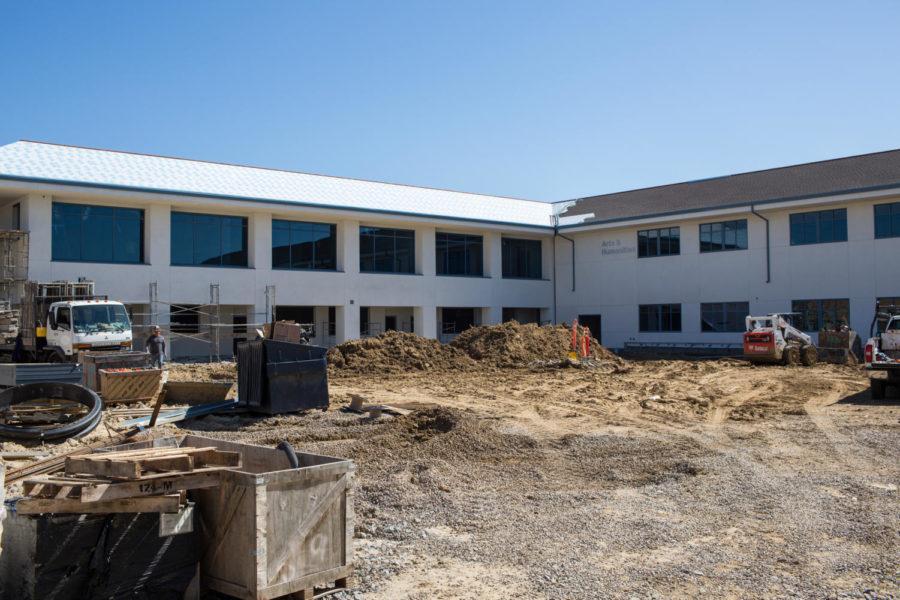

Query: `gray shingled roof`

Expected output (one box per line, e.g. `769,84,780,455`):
560,149,900,224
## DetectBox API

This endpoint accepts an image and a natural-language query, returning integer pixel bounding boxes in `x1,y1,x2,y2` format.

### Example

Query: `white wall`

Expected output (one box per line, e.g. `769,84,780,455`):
555,194,900,348
16,191,554,350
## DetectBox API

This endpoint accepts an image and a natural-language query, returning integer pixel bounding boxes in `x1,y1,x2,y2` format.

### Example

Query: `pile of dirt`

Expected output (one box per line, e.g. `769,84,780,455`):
450,321,622,367
166,361,237,382
326,330,475,374
327,323,623,373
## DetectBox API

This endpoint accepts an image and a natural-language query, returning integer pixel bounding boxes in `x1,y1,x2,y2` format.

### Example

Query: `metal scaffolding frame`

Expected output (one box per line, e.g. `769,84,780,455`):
134,282,272,362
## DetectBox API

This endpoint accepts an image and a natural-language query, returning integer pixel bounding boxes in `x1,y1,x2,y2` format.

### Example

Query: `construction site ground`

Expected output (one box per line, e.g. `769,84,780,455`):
178,359,899,599
2,352,897,598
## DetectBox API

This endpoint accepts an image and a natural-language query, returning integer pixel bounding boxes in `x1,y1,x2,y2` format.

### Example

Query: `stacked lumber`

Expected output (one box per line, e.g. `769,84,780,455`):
0,303,20,342
16,445,241,515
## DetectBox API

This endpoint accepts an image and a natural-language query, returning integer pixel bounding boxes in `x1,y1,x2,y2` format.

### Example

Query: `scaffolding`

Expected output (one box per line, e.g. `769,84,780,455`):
134,282,275,362
0,230,29,306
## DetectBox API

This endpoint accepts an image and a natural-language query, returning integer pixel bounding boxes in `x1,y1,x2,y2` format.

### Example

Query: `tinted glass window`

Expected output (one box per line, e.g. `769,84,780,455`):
874,202,900,239
272,220,336,270
171,212,248,267
639,304,681,332
51,202,144,264
359,227,415,274
791,299,850,331
436,233,483,276
637,227,680,257
502,238,542,279
701,302,749,332
700,220,748,252
789,209,848,245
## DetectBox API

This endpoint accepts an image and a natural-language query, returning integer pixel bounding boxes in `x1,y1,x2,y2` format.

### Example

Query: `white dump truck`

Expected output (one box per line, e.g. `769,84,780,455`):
864,303,900,399
0,281,133,362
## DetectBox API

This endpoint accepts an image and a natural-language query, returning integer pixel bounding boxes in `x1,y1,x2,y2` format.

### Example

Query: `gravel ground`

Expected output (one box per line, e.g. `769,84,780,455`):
179,361,899,599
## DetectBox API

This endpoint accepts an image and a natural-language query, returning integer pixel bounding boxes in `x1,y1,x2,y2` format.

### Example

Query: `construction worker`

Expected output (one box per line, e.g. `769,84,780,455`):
146,326,167,368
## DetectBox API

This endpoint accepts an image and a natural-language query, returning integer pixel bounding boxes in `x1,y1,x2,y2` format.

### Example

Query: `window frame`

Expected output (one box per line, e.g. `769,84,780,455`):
701,301,750,332
436,232,484,277
874,202,900,239
637,227,680,258
359,226,416,274
170,211,249,268
789,208,848,246
638,303,682,332
501,237,543,279
51,202,145,264
699,219,748,253
271,219,337,271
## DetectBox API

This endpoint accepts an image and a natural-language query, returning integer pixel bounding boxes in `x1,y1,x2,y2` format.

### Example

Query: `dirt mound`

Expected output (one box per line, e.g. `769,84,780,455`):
326,330,475,374
450,321,622,367
167,361,236,382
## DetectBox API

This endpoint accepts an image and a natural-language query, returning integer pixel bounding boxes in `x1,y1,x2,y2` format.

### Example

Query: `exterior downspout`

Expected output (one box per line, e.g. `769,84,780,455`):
552,218,576,325
750,205,771,283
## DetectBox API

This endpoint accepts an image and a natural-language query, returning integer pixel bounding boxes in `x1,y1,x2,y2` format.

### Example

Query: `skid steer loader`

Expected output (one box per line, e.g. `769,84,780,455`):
742,313,817,366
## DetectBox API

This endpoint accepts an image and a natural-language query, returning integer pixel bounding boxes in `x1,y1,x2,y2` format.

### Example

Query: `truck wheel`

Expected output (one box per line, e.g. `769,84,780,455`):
782,346,800,366
800,345,817,366
871,379,886,400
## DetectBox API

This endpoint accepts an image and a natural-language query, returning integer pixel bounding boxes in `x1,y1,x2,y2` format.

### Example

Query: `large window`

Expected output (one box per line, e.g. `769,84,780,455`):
272,220,336,270
359,227,415,274
791,299,850,331
52,202,144,263
638,227,680,258
874,202,900,239
436,232,483,276
701,301,749,332
789,208,847,245
171,212,248,267
639,304,682,332
699,220,747,253
502,238,542,279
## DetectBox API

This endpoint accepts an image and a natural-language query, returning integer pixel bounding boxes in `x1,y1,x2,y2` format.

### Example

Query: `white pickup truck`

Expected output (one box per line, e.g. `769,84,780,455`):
864,306,900,399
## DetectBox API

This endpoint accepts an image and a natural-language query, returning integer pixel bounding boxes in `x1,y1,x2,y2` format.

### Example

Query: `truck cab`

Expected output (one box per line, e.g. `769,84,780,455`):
45,300,133,360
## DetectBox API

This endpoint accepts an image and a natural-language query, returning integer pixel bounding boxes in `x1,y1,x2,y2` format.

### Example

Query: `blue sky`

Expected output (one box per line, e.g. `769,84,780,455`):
2,1,899,201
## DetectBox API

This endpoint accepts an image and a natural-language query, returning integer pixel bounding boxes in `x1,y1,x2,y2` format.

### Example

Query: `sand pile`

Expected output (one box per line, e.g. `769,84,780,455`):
326,330,474,374
450,321,621,367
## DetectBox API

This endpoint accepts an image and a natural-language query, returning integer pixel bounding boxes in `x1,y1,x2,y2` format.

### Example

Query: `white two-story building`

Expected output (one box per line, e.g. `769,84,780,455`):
0,140,897,358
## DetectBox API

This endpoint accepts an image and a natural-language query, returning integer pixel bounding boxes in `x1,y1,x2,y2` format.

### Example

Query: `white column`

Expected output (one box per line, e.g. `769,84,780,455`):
24,193,52,280
416,226,436,276
485,231,503,278
335,304,360,344
147,204,170,266
414,305,437,339
338,219,359,275
251,212,272,270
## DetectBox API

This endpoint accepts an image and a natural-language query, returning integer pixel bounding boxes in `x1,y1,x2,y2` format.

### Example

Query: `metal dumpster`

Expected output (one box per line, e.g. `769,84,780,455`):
236,340,328,414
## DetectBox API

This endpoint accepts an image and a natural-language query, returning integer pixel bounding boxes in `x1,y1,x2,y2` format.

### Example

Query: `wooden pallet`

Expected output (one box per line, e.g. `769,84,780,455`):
98,367,163,403
65,446,241,480
23,468,225,503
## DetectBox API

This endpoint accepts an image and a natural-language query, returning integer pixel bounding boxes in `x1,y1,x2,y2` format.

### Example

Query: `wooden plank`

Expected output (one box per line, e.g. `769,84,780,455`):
5,429,152,484
87,446,219,460
78,469,223,502
66,457,141,479
16,494,182,515
191,449,241,468
141,455,195,473
268,475,347,584
148,384,168,427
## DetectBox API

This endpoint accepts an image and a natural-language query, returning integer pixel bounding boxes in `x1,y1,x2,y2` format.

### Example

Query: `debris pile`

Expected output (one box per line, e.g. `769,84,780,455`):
450,321,622,367
326,331,474,373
